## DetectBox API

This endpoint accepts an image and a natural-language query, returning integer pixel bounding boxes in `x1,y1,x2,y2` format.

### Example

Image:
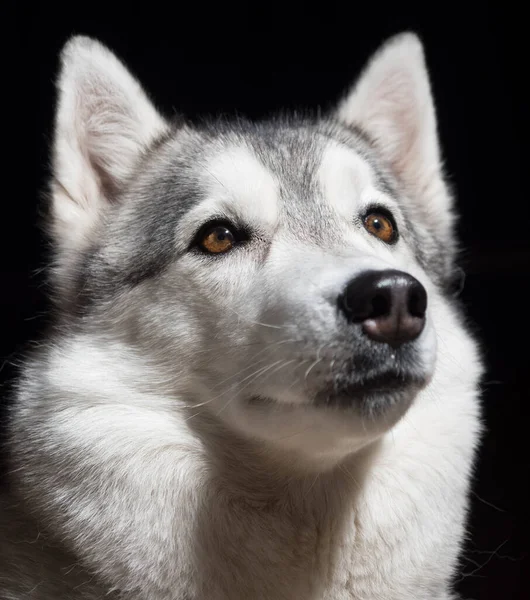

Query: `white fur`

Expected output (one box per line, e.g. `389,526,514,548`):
174,146,280,255
50,36,168,286
0,33,482,600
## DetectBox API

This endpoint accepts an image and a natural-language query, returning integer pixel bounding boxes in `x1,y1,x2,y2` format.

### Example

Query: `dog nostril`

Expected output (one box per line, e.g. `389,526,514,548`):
371,292,391,320
345,288,391,323
408,284,427,318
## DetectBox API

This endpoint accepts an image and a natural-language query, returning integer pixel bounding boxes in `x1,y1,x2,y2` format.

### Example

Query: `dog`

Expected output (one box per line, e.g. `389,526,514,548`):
0,32,483,599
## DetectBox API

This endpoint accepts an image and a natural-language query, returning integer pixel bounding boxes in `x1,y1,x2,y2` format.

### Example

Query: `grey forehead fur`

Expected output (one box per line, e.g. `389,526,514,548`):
68,114,453,314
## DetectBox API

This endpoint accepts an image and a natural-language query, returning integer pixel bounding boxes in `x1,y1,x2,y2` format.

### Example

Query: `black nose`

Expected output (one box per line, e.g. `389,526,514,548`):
339,270,427,348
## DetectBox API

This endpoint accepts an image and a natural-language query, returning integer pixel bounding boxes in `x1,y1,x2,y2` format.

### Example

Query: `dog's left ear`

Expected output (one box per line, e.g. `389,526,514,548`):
336,33,453,237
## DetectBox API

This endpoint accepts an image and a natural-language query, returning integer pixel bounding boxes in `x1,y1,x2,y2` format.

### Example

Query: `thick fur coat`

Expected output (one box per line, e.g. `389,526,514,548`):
0,33,482,599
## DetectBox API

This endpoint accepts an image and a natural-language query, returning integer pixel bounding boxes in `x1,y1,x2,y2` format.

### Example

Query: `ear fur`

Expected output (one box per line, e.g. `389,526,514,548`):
336,33,454,250
50,36,168,253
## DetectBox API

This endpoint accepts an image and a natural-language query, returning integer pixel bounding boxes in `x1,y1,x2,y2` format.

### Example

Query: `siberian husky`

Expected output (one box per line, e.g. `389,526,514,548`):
0,32,483,599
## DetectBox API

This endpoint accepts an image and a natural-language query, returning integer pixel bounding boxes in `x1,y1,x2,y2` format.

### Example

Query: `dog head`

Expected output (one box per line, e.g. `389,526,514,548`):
49,34,462,463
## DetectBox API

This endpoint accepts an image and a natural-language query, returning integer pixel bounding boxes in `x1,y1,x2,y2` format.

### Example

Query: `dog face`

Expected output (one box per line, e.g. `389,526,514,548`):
49,34,460,462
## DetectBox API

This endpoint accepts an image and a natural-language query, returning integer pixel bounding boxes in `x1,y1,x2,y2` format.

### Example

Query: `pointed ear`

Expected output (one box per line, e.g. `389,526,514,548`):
50,36,168,251
336,33,453,237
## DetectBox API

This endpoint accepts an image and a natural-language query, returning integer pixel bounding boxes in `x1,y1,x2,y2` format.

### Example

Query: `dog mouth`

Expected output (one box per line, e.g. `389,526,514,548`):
248,370,427,411
314,371,426,409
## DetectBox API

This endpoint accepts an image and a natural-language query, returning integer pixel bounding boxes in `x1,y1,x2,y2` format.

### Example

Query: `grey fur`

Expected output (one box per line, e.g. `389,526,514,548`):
0,33,482,600
64,116,455,316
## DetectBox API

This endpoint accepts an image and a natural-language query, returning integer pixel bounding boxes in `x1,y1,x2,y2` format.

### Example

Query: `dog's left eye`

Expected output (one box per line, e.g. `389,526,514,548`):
200,225,236,254
363,210,398,244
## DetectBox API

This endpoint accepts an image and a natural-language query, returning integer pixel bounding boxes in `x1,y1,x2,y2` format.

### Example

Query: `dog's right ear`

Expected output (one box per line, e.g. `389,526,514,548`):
50,36,168,253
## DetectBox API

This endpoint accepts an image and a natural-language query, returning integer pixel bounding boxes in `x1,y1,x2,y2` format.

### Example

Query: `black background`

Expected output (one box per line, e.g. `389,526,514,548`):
4,3,529,599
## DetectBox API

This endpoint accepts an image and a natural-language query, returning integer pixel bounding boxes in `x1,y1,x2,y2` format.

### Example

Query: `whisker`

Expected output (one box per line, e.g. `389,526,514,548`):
303,345,327,388
226,306,285,330
304,473,321,499
205,339,304,393
272,423,313,442
284,359,311,393
191,359,287,413
215,359,299,416
338,464,361,490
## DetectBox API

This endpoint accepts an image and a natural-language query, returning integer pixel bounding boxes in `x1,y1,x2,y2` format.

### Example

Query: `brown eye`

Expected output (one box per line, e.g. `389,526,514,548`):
363,212,397,244
200,226,236,254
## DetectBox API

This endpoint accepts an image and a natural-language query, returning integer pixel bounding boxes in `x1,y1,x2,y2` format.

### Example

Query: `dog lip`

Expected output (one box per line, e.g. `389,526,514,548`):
246,371,426,410
336,372,421,395
315,371,427,407
247,395,277,407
